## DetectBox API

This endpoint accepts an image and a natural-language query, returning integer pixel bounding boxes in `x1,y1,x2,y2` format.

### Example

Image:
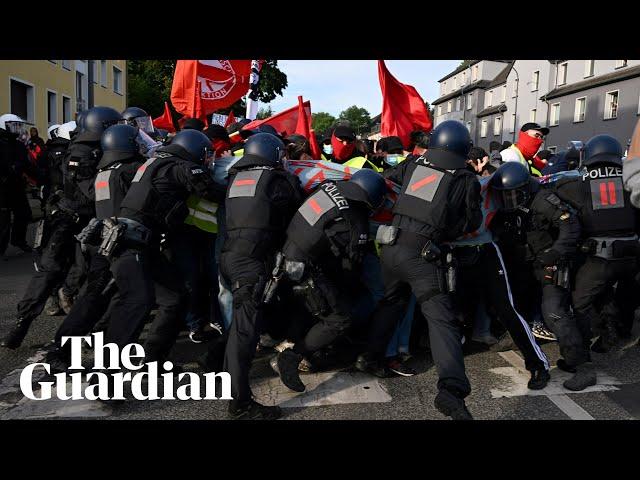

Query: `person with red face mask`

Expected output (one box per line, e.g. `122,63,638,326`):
330,125,382,171
500,123,549,176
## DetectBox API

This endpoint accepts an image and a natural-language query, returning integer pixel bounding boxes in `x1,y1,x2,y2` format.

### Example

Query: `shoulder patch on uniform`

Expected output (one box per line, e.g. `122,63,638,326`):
299,190,337,226
228,170,264,198
404,165,445,202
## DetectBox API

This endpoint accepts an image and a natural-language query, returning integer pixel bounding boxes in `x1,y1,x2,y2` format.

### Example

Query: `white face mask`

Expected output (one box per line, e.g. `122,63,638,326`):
385,154,402,166
323,144,333,155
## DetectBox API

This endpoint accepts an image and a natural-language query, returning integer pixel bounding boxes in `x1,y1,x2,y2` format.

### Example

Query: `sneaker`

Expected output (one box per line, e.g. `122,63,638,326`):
527,368,550,390
228,399,281,420
471,334,499,346
274,339,295,353
45,295,63,316
563,362,596,391
387,357,417,377
57,288,74,315
490,332,516,352
532,321,557,341
189,327,210,344
275,350,306,392
209,321,224,336
434,389,473,420
298,357,312,372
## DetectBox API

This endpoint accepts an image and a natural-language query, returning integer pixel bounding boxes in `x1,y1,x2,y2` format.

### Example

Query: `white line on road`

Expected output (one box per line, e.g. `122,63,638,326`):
498,351,595,420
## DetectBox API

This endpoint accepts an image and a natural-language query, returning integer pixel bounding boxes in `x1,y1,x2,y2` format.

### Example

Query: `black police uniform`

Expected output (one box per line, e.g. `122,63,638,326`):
103,145,225,363
1,130,101,349
42,136,70,202
363,150,482,400
52,148,144,358
221,152,303,405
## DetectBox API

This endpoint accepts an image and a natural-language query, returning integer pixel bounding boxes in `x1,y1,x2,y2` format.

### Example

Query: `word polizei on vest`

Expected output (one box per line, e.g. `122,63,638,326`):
319,182,349,210
582,165,623,180
19,333,232,401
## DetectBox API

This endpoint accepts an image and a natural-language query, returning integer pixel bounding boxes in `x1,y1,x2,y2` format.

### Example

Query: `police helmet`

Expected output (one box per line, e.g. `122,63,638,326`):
342,168,387,209
169,129,214,164
582,134,623,167
84,106,123,134
56,121,77,141
0,113,27,135
122,106,154,134
75,110,88,133
100,124,140,164
489,161,532,211
242,132,285,166
425,120,471,169
47,124,61,140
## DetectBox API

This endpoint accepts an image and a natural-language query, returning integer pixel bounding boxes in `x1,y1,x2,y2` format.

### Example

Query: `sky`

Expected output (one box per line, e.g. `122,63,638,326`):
264,60,461,118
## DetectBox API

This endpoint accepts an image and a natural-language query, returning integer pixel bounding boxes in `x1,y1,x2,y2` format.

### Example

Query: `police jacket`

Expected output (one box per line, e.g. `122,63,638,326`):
224,155,304,257
283,180,370,268
94,152,145,220
57,131,102,219
0,128,36,194
384,154,482,243
44,137,70,191
119,145,225,234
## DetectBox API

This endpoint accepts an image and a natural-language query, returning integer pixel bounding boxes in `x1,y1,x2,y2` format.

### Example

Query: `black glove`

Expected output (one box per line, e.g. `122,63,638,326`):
537,248,561,267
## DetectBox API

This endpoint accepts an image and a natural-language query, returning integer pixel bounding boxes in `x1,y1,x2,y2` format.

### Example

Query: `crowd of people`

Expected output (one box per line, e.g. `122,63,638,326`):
1,104,640,420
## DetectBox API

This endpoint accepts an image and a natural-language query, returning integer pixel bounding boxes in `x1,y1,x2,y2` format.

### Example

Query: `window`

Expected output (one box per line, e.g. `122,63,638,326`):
605,90,619,119
531,71,540,91
456,98,461,111
558,62,568,86
574,97,586,122
462,71,467,85
467,93,473,110
615,60,628,69
494,116,502,136
480,120,488,138
509,113,516,133
550,103,560,126
92,61,98,84
486,90,493,108
530,109,537,122
113,66,122,94
472,65,479,81
501,84,507,103
62,96,72,123
47,91,57,126
437,105,443,116
101,60,107,87
62,60,71,70
512,78,519,98
10,78,34,123
453,76,458,90
76,71,86,113
584,60,595,78
447,101,452,113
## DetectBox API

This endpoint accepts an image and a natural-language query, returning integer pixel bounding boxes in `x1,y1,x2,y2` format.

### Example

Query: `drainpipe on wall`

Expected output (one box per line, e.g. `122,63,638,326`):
512,65,520,143
88,60,94,109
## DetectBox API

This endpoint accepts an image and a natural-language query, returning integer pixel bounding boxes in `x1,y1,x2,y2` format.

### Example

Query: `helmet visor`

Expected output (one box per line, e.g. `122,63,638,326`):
6,121,28,136
498,189,528,211
133,116,154,134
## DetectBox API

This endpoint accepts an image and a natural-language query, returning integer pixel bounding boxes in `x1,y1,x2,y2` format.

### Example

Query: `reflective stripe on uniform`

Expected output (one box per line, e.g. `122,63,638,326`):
228,170,263,198
132,157,157,182
94,170,112,201
404,165,444,202
299,189,335,226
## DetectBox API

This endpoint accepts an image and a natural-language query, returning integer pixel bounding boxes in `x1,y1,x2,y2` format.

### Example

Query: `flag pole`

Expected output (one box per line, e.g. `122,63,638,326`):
245,60,263,120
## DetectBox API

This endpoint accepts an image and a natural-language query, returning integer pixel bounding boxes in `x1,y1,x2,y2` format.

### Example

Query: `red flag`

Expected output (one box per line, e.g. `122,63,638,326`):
294,96,322,159
224,110,236,128
242,101,311,138
170,60,252,117
378,60,432,149
152,102,176,133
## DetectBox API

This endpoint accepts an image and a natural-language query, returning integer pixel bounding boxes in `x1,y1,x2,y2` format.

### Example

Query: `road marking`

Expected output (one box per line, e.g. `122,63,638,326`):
497,351,598,420
251,371,392,408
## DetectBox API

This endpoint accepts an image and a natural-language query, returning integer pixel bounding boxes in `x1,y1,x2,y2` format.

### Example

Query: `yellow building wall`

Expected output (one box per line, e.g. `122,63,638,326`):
0,60,127,137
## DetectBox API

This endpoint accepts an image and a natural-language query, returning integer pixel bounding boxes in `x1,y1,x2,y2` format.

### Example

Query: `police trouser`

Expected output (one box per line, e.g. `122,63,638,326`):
572,255,639,340
16,213,80,321
54,246,114,353
366,239,470,398
104,246,187,363
60,242,88,298
0,183,32,253
537,269,590,366
221,250,270,403
455,243,549,372
292,268,352,356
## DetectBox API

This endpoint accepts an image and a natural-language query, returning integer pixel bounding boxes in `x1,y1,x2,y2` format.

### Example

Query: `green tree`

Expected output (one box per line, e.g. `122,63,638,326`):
338,106,372,136
459,60,475,68
127,60,288,119
311,112,336,135
256,106,273,119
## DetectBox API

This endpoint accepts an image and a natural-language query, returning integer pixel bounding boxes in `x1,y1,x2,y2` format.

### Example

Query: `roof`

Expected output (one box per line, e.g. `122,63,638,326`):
437,60,512,83
476,104,508,118
432,80,491,105
543,64,640,100
485,62,514,88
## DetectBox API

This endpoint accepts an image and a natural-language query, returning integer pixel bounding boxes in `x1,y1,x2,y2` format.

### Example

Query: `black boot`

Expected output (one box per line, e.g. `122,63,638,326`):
563,362,596,391
434,389,473,420
228,399,281,420
274,350,306,392
0,316,35,349
527,368,551,390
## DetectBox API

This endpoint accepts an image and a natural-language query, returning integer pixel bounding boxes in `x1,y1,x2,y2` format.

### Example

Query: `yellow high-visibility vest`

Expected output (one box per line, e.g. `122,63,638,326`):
343,156,383,172
509,145,541,177
184,195,219,233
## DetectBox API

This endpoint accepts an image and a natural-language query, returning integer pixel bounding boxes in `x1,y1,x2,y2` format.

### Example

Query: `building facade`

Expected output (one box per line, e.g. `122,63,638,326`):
0,60,127,136
433,60,640,155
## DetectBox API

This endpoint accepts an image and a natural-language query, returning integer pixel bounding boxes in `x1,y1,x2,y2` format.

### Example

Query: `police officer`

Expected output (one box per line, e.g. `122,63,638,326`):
101,129,225,369
555,136,640,364
355,120,483,420
489,162,586,390
46,124,146,370
122,107,154,134
42,123,70,203
221,132,304,420
272,169,386,392
1,106,122,349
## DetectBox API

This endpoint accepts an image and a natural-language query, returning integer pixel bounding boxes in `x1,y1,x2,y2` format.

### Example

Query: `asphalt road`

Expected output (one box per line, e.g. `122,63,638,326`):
1,242,640,421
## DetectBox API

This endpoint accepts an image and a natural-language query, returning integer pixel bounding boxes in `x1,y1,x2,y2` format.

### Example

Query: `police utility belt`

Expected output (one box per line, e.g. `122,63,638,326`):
579,235,640,260
98,217,152,257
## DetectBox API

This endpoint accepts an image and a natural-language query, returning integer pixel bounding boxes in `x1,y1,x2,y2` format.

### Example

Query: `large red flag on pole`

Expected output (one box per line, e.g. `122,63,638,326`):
378,60,432,149
242,101,312,137
224,110,236,128
152,102,176,133
294,96,322,159
170,60,253,117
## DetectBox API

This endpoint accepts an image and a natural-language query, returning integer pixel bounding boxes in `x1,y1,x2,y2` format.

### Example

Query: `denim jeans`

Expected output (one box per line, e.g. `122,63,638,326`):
385,294,416,357
350,250,386,326
215,205,233,330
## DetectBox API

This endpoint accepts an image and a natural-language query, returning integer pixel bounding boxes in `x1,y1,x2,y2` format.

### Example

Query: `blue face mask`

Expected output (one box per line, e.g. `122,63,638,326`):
323,144,333,155
384,154,402,166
